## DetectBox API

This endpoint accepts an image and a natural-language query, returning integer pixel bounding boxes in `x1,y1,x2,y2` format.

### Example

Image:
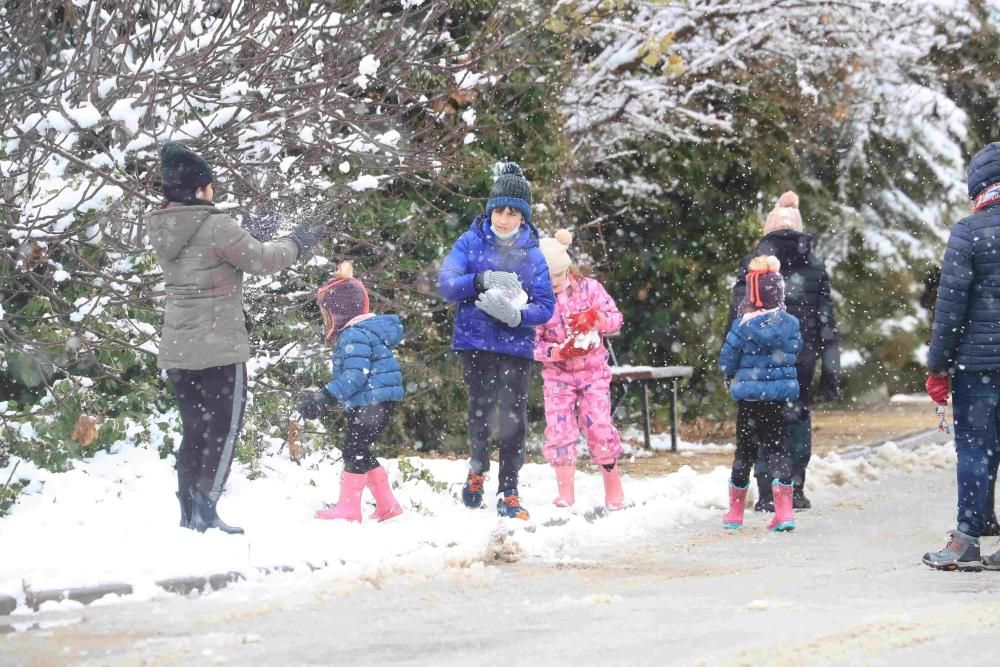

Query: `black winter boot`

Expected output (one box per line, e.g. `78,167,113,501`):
189,489,244,534
792,469,811,510
753,472,774,513
176,491,192,528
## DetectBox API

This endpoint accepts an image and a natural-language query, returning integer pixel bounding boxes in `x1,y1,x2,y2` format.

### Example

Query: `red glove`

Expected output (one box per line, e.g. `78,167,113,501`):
925,374,950,405
558,337,590,359
567,308,602,333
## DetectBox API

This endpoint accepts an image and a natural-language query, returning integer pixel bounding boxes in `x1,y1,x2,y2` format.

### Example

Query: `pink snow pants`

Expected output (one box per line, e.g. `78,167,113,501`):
542,365,622,467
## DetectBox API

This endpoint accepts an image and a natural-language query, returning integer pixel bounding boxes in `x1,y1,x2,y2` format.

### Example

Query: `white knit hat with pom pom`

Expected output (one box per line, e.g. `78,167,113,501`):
763,191,803,234
539,229,573,274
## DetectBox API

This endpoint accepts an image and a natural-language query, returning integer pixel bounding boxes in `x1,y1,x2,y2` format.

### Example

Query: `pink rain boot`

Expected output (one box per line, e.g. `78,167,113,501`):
315,471,366,522
768,481,796,532
722,481,749,529
553,465,576,507
366,466,403,522
601,463,625,511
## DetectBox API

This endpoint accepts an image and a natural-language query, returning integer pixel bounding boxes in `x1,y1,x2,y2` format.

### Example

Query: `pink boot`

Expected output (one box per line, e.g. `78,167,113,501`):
553,465,575,507
601,463,625,511
722,481,749,529
366,466,403,522
768,481,796,532
315,471,366,522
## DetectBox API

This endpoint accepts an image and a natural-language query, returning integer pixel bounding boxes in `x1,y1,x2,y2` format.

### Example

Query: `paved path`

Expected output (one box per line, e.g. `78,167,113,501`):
6,457,1000,666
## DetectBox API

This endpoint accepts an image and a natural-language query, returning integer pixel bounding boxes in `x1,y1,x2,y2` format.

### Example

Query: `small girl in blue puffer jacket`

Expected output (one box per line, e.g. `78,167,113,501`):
296,262,405,524
718,255,801,532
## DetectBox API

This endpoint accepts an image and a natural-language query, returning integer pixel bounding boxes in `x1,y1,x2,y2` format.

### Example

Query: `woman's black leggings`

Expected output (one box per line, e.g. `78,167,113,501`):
167,363,247,501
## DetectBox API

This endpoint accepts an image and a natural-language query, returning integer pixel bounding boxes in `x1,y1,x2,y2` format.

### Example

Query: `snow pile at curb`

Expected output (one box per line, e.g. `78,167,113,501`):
0,444,728,607
808,440,955,489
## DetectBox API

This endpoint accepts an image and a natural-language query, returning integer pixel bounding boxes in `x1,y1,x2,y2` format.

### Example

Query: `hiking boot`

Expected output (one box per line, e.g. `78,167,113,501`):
754,498,775,513
982,546,1000,570
792,487,812,510
922,530,981,571
497,490,530,520
462,471,485,509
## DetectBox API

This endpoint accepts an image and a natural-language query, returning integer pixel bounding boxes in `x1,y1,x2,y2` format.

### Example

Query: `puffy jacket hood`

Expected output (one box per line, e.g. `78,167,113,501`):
147,205,217,261
756,229,815,270
470,213,541,250
968,142,1000,199
352,314,404,348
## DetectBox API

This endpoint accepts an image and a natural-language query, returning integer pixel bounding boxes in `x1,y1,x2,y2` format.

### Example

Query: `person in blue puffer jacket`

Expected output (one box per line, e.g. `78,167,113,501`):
718,256,801,533
296,262,405,524
438,162,555,520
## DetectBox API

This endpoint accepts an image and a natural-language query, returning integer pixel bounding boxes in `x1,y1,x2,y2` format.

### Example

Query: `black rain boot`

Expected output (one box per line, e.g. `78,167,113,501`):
189,489,244,534
792,468,812,510
753,472,774,513
176,490,192,528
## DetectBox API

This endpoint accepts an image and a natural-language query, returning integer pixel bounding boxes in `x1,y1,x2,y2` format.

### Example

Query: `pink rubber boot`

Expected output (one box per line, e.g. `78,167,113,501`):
553,465,576,507
722,481,749,529
366,466,403,522
768,481,796,532
315,471,366,522
601,463,625,511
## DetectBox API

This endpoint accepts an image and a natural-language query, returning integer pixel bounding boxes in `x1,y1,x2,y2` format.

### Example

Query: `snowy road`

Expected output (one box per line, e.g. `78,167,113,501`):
7,456,1000,666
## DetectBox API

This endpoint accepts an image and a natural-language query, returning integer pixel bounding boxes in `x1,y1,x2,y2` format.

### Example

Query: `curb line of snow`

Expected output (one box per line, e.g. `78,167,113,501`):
3,562,329,616
1,429,949,618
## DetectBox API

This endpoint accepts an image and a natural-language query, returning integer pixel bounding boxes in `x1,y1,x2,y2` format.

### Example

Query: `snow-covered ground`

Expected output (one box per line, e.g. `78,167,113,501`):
0,429,953,614
3,435,978,666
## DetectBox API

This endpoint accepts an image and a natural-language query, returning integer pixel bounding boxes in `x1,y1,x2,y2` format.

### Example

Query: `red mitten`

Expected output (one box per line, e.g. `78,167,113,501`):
567,308,601,333
925,374,950,405
559,337,590,359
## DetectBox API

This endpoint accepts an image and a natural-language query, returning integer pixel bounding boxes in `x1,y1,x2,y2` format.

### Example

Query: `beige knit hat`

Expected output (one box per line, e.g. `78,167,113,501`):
763,191,803,235
539,229,573,274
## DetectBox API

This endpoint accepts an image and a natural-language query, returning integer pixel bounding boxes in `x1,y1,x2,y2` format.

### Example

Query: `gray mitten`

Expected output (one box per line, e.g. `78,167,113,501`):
476,270,521,293
289,218,326,259
475,290,522,327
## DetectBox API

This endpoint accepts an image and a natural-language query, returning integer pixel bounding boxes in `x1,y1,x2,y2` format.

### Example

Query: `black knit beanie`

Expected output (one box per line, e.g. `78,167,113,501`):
160,141,214,203
486,162,532,223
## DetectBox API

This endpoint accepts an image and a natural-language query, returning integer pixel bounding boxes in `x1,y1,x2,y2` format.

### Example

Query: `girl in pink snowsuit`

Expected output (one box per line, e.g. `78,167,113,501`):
535,230,625,509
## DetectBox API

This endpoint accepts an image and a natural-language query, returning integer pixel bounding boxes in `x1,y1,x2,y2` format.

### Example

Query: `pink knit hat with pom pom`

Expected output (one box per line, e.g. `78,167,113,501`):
539,229,574,274
763,191,803,235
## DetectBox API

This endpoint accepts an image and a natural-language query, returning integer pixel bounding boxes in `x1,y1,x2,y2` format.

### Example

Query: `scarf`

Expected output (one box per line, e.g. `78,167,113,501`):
974,182,1000,213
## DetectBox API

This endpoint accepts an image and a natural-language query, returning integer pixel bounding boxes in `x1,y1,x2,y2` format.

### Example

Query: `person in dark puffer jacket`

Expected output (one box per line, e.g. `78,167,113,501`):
296,262,406,524
923,141,1000,571
719,256,802,533
727,191,840,512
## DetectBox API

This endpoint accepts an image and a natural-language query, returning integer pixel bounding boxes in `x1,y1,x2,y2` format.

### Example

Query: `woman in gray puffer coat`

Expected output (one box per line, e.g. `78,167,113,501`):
146,141,324,534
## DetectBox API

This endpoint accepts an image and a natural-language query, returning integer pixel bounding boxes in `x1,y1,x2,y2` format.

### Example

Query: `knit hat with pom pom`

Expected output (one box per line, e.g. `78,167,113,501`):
487,162,533,223
316,261,369,342
539,229,573,274
743,255,785,312
763,191,803,235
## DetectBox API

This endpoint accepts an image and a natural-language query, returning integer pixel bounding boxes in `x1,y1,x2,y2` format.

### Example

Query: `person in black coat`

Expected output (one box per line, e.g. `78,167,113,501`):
727,192,841,511
923,142,1000,571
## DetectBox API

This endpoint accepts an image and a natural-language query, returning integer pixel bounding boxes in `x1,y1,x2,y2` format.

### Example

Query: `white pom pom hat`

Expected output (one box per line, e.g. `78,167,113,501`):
763,191,803,235
539,229,574,274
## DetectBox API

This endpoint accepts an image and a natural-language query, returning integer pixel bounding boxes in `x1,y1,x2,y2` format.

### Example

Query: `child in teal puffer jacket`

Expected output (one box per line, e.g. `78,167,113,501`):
718,255,801,532
296,262,405,523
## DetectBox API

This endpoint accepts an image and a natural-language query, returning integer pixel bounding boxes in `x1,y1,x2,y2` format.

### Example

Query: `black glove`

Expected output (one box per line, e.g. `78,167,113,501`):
819,345,842,402
241,208,280,242
289,218,326,259
819,372,843,402
296,389,335,419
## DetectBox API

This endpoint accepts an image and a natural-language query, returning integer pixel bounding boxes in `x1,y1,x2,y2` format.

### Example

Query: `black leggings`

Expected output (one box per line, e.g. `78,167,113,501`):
460,350,530,493
732,400,791,488
342,402,396,474
167,363,247,501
